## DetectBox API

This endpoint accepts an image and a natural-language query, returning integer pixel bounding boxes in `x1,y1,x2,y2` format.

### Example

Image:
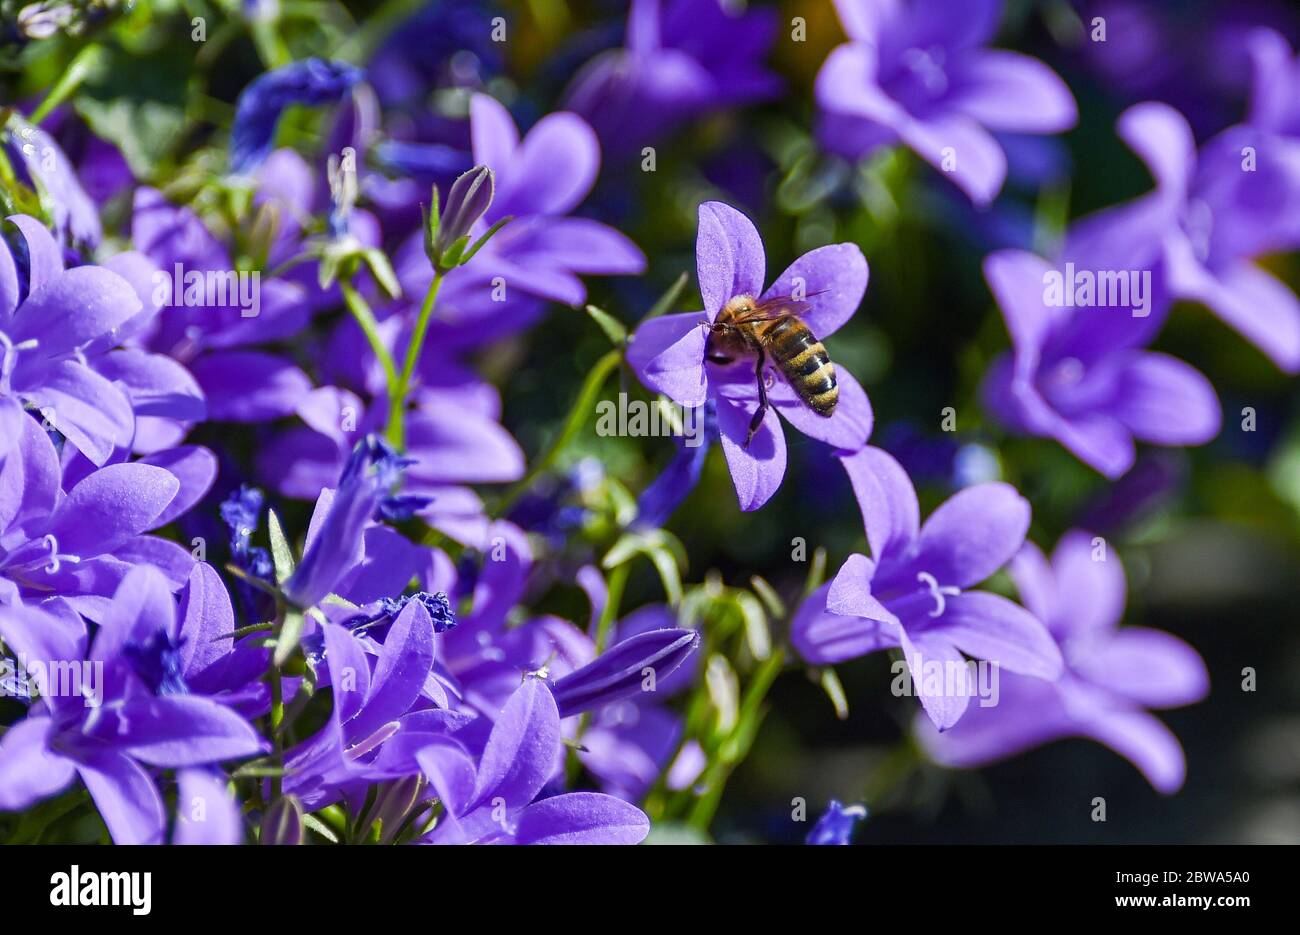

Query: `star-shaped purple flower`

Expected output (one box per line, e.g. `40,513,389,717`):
791,446,1062,730
815,0,1077,206
917,530,1209,793
1066,101,1300,372
627,201,872,511
980,248,1221,479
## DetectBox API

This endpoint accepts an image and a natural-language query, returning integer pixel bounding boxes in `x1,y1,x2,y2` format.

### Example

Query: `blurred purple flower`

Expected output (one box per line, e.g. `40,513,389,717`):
791,446,1062,730
230,58,364,174
816,0,1077,206
918,531,1209,793
562,0,781,157
627,201,872,511
1066,101,1300,372
980,248,1221,479
394,94,645,348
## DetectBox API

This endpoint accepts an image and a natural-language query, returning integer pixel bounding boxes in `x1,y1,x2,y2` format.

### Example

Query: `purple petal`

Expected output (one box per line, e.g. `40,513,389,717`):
792,579,901,665
189,351,312,422
321,622,372,724
470,93,520,177
947,50,1077,133
415,737,479,817
1116,101,1195,202
715,391,786,511
839,446,920,561
696,201,766,319
499,112,599,218
93,563,176,664
514,792,650,844
15,360,134,466
626,311,709,407
94,350,206,424
47,463,179,556
899,629,973,731
1049,529,1128,634
762,242,869,339
1078,708,1187,794
91,694,265,767
1170,255,1300,373
1108,352,1221,445
1073,627,1209,710
551,627,699,717
6,214,64,294
76,749,166,845
9,266,140,356
178,561,237,678
469,677,561,812
0,717,76,810
350,599,436,737
936,591,1063,679
138,446,218,528
896,112,1007,207
912,482,1030,588
174,769,242,844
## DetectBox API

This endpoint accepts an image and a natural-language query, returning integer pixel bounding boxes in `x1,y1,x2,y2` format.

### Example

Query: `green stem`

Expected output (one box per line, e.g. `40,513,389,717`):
493,348,622,516
593,562,630,654
386,271,444,449
268,664,284,800
29,45,102,126
341,279,400,402
687,647,787,832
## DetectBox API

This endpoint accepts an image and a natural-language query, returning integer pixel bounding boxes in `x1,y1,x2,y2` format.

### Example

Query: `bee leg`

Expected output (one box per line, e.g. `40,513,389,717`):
745,350,769,449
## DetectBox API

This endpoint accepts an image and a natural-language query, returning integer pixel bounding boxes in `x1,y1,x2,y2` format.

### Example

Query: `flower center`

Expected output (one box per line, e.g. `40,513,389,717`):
900,45,949,97
0,332,39,391
1180,198,1214,263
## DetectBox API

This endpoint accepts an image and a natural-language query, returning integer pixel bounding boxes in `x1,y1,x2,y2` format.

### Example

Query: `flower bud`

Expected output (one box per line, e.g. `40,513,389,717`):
551,628,700,717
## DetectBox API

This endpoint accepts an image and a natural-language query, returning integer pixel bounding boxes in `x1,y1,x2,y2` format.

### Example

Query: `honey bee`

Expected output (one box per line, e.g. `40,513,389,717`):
707,292,836,448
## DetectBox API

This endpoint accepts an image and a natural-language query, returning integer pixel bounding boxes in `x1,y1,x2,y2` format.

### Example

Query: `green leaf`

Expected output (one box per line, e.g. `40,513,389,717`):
274,610,305,667
74,45,191,179
457,215,512,267
267,509,295,585
303,813,340,843
584,304,628,346
735,591,771,660
362,247,402,300
817,667,849,720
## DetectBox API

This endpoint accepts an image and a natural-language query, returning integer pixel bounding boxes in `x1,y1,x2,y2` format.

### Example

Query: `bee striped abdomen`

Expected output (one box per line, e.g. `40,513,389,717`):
760,317,838,417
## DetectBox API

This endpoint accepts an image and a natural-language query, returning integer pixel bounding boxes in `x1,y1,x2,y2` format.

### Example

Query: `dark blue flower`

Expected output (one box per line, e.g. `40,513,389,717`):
805,799,867,845
122,630,190,696
230,58,364,174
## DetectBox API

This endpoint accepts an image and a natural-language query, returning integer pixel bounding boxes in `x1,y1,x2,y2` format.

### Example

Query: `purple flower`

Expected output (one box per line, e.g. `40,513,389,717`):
282,599,439,809
627,201,872,511
418,678,650,844
816,0,1077,206
283,436,423,608
1066,101,1300,372
428,164,495,269
0,566,265,843
0,414,203,608
230,58,364,174
806,799,867,845
791,446,1062,730
2,117,102,247
979,248,1221,479
1,215,147,464
394,94,645,348
551,626,700,717
917,531,1209,793
562,0,781,157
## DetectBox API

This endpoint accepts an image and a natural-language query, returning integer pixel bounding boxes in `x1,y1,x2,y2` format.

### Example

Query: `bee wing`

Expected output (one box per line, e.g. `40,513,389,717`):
731,294,821,323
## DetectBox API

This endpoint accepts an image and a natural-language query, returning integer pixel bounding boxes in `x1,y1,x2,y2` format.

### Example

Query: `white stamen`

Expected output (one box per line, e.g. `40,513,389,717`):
916,571,961,618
